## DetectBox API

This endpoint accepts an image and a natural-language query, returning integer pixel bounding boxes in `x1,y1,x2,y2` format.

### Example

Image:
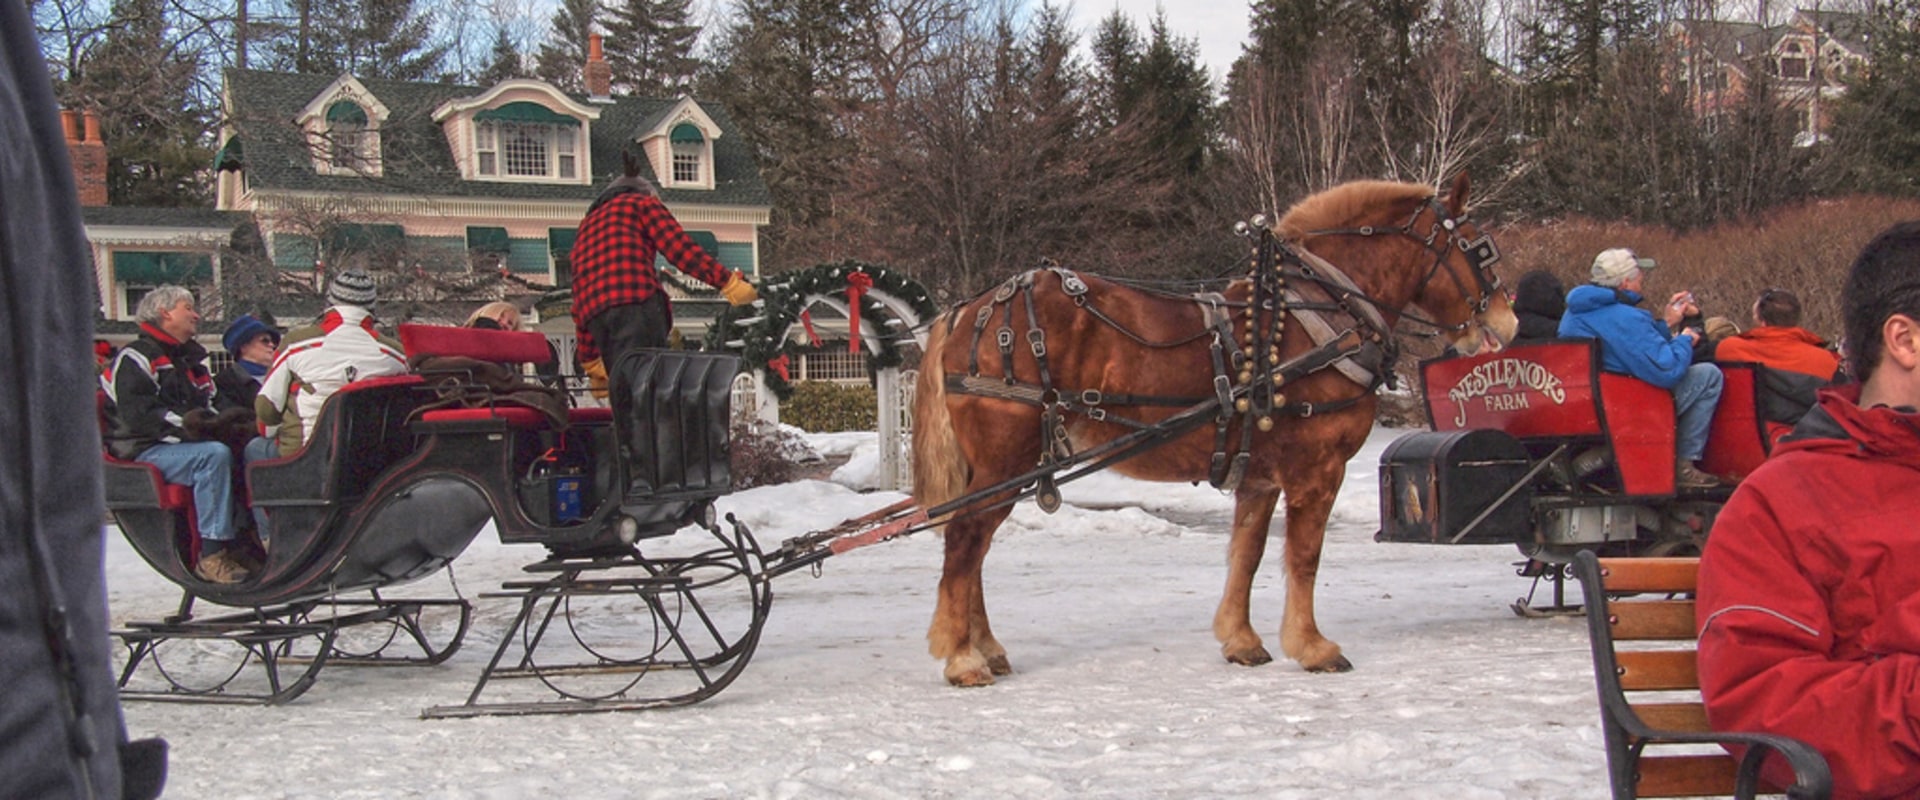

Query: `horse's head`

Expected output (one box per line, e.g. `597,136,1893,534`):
1279,174,1516,356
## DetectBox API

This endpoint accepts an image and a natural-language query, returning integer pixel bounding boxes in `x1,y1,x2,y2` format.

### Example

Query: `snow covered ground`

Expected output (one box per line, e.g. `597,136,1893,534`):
105,427,1607,799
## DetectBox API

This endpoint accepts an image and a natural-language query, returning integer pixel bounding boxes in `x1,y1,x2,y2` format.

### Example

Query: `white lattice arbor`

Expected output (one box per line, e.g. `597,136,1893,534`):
709,264,935,490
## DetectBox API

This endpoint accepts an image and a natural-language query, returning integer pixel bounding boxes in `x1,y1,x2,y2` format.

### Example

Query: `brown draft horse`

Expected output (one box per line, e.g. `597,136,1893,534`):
911,175,1518,686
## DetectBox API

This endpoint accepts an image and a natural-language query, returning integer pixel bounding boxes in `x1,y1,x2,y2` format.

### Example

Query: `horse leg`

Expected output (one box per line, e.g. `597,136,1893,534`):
927,504,1012,687
1214,486,1280,666
1277,479,1352,673
969,579,1010,675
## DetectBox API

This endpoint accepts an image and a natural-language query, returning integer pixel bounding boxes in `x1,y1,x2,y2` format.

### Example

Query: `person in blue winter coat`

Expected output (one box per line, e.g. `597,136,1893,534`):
1560,248,1725,489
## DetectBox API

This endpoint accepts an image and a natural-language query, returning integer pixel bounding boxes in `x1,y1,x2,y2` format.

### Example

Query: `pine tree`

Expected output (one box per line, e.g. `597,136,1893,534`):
700,0,871,264
69,0,213,207
478,25,526,85
265,0,450,80
602,0,703,96
533,0,597,93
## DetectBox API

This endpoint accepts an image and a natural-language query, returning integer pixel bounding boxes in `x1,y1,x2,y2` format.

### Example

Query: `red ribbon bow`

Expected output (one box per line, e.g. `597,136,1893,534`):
846,271,874,354
767,353,791,382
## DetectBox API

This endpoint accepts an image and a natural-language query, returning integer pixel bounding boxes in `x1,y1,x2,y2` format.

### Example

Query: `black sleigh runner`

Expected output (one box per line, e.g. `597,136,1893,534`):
105,323,767,714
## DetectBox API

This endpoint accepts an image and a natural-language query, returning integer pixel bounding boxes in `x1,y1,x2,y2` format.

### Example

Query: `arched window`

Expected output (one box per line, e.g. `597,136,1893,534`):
326,100,376,171
1778,42,1809,80
670,123,704,185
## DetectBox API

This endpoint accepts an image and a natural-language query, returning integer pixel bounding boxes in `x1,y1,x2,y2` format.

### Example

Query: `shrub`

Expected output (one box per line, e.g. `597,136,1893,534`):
729,421,808,489
781,381,877,432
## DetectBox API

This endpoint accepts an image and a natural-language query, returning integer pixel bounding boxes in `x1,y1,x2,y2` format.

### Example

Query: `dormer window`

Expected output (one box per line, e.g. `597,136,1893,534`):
472,102,582,181
327,101,376,172
671,123,704,184
297,78,390,178
1779,42,1809,80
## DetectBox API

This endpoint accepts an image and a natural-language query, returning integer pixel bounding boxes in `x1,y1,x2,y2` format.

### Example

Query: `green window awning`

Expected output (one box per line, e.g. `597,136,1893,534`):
670,122,705,143
326,100,368,124
466,226,510,254
476,102,580,127
549,227,577,287
112,251,213,285
687,230,719,252
326,223,405,254
548,228,577,258
214,137,243,171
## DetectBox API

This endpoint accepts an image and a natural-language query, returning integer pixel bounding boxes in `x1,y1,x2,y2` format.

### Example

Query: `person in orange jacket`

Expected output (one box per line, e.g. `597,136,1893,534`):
1713,288,1843,442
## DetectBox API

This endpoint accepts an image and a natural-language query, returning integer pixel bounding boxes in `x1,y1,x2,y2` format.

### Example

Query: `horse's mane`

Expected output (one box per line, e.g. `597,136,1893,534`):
1276,181,1434,239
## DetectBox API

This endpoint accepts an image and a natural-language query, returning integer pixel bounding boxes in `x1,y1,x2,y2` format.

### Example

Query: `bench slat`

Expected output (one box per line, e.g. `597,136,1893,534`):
1611,600,1697,641
1598,557,1698,593
1637,754,1737,798
1630,701,1711,733
1617,649,1698,691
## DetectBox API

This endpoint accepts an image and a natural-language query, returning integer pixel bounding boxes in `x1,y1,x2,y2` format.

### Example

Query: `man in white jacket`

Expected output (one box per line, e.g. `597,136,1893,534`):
254,270,408,453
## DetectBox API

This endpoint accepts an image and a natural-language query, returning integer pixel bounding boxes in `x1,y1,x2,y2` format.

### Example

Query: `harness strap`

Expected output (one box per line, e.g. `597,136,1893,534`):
968,302,992,377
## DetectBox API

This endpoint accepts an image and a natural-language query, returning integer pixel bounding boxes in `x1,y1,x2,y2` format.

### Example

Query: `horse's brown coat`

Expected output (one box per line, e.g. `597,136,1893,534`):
912,176,1518,686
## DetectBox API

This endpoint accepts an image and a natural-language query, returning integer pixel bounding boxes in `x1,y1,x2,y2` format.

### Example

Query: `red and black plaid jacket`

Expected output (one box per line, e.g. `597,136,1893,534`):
569,189,732,360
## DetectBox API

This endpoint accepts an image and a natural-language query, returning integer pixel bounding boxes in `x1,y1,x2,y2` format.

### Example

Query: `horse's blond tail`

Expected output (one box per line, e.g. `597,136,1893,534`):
913,313,969,520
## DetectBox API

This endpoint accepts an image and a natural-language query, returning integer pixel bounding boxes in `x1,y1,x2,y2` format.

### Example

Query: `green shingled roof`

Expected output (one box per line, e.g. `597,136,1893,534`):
81,206,251,230
221,69,771,208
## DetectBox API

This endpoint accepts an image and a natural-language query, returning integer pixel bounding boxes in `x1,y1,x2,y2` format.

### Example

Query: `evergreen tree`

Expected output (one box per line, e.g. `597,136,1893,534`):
533,0,597,93
700,0,871,265
266,0,450,80
478,25,526,85
1134,13,1214,178
602,0,703,96
69,0,213,207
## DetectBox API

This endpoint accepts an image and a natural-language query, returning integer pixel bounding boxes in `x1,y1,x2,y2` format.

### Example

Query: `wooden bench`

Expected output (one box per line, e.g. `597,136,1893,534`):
1572,550,1831,799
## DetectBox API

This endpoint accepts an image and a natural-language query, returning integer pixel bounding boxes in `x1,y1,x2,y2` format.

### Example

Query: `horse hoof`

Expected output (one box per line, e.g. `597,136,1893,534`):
1305,654,1354,673
986,654,1012,676
946,668,996,687
1224,646,1273,666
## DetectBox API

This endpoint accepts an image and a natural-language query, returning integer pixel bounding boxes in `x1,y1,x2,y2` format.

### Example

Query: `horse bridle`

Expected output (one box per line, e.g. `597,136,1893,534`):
1297,195,1504,335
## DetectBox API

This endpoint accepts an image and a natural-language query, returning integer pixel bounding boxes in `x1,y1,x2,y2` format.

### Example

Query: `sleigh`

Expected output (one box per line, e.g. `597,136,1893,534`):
106,325,762,712
1376,340,1776,614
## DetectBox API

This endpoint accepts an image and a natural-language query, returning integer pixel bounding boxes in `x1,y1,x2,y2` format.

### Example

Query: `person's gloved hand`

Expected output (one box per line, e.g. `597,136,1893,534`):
180,408,215,441
581,356,609,400
721,270,758,306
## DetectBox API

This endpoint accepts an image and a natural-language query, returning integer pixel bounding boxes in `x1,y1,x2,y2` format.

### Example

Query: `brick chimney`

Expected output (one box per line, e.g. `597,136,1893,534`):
63,109,108,207
584,33,612,102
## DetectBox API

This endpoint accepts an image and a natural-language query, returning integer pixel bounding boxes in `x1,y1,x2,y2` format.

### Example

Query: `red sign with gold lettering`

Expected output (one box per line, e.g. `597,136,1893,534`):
1421,342,1602,438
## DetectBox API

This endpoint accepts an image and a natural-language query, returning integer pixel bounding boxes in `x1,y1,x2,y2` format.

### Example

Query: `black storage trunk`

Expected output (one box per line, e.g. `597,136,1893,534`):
1376,429,1533,545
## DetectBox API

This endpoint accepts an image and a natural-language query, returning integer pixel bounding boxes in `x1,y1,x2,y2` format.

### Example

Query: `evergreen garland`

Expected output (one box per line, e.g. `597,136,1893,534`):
704,260,936,400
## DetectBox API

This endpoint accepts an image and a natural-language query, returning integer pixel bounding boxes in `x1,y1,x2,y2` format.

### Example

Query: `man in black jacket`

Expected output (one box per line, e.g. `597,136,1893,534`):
105,286,252,584
0,0,167,792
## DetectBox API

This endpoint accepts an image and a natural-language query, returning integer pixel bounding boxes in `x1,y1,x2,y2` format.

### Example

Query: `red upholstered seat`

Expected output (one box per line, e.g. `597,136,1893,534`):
416,406,550,429
569,406,614,424
399,323,552,366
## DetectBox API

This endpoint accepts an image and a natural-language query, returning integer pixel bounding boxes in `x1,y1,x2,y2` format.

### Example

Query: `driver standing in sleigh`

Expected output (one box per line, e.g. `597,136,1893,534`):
568,152,758,399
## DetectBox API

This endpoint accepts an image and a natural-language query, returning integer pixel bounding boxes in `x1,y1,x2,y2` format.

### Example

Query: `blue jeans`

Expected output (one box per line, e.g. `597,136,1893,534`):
243,436,279,542
135,441,235,542
1673,363,1724,462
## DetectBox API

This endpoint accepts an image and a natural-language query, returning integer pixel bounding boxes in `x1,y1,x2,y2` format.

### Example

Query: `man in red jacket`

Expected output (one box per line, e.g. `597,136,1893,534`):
1713,288,1843,442
570,153,757,397
1697,221,1920,799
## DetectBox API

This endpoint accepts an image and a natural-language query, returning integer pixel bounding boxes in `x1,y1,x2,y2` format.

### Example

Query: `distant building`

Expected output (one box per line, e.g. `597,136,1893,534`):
71,34,769,353
1673,9,1870,146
